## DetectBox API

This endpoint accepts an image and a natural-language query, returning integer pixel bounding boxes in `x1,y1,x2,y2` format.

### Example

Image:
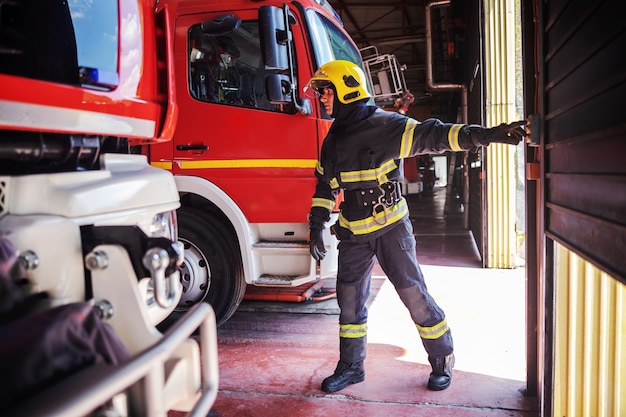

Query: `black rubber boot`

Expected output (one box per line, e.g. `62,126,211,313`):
321,360,365,393
427,353,454,391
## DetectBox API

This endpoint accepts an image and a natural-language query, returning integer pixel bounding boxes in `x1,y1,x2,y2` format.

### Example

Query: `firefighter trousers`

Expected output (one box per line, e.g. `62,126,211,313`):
335,216,454,363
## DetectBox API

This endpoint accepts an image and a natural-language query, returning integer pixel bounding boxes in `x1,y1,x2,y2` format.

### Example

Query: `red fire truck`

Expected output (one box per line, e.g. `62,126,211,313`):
147,0,371,326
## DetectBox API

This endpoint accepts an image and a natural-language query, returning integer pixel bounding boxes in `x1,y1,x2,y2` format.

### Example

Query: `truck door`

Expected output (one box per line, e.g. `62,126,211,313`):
168,7,319,224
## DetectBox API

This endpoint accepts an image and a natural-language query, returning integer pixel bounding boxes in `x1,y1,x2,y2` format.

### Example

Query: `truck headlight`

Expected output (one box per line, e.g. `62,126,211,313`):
149,210,178,241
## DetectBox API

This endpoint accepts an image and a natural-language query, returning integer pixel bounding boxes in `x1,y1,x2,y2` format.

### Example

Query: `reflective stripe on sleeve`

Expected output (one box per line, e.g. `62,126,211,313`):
448,124,464,152
315,161,324,175
400,118,419,158
312,197,335,211
416,318,449,340
339,323,368,339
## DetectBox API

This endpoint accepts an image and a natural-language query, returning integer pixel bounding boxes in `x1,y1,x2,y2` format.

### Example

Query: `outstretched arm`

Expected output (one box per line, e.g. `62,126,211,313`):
464,120,527,147
400,117,527,158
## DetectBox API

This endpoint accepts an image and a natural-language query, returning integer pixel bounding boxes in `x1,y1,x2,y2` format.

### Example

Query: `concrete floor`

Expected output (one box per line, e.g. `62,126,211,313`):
180,187,539,417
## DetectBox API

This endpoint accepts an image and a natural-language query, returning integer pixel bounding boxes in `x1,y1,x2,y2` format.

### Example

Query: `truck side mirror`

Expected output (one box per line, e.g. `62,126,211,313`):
266,74,291,103
296,97,312,116
259,5,311,116
259,6,288,70
266,75,312,115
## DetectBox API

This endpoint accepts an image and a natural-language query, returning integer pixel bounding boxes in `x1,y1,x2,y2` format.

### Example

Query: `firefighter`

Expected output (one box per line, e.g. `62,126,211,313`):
304,60,525,393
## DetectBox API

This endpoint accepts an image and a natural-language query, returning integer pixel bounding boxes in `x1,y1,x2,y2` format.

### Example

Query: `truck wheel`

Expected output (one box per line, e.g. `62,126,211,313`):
170,207,245,327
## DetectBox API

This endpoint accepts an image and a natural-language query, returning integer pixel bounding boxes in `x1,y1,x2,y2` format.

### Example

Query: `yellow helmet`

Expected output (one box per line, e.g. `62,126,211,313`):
305,60,371,104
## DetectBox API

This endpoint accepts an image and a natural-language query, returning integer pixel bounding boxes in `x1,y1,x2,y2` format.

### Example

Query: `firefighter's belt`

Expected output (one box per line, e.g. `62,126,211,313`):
343,182,402,209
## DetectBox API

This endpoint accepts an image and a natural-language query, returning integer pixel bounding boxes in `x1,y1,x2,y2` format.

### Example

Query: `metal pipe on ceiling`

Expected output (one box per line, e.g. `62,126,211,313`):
425,0,467,123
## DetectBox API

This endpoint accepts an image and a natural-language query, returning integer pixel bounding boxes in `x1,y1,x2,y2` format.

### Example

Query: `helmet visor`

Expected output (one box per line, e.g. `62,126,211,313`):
303,79,333,98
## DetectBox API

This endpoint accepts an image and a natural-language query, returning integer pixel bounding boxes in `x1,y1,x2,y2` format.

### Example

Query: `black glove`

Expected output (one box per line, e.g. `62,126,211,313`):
309,228,326,261
469,120,527,147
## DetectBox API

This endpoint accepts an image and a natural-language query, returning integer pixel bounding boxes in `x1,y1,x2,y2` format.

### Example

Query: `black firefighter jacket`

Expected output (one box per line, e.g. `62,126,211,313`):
309,105,479,240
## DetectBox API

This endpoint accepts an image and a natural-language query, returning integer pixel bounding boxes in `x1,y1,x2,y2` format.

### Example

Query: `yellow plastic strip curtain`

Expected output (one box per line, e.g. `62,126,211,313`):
554,243,625,417
483,0,519,268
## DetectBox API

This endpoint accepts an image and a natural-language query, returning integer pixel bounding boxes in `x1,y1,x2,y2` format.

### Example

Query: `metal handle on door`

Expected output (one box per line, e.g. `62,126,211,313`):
176,144,209,151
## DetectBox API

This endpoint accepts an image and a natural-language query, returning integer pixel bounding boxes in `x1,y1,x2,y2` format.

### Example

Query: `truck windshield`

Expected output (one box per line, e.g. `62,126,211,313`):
0,1,118,88
305,9,367,80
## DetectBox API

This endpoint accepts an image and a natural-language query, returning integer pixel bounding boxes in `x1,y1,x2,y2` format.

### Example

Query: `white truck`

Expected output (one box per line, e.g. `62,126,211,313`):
0,0,217,415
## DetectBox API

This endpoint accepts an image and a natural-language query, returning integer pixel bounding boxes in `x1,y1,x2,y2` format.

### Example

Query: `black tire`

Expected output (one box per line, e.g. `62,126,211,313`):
164,207,246,328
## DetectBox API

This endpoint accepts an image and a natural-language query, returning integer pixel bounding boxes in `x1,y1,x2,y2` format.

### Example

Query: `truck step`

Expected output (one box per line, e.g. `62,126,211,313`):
252,241,315,286
244,280,336,302
254,274,313,287
252,240,308,249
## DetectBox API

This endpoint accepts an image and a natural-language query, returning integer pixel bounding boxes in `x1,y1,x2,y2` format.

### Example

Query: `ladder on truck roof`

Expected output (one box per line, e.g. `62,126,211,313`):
360,45,409,107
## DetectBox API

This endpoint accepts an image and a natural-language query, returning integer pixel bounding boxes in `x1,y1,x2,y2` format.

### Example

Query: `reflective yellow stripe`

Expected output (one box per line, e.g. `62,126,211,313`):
400,118,418,158
416,318,449,340
330,178,339,189
315,161,324,175
339,323,367,338
448,124,464,152
338,199,408,235
151,161,172,170
377,160,398,183
339,159,398,184
178,159,317,169
312,197,335,211
341,169,377,182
